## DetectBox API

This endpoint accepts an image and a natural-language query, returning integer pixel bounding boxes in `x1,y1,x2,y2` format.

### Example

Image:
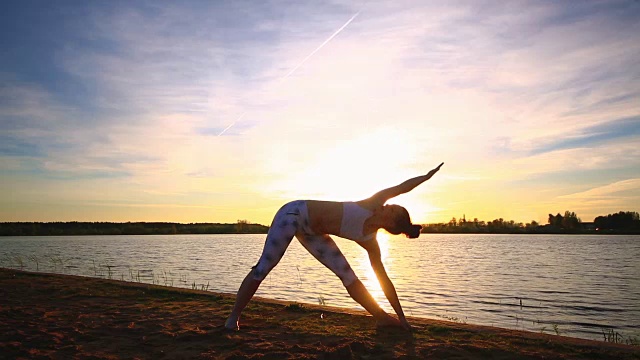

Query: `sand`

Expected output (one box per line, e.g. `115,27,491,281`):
1,268,637,359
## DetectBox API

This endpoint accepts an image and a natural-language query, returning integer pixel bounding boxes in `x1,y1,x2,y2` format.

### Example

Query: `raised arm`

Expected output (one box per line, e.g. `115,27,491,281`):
359,239,412,331
370,162,444,205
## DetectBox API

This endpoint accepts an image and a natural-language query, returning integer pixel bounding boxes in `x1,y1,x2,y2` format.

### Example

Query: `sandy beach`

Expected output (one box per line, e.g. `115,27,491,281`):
1,268,637,359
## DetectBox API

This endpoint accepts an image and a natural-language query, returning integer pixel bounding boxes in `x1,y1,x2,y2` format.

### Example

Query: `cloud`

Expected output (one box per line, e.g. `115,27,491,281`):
0,136,45,158
506,137,640,178
559,178,640,200
529,116,640,155
550,178,640,220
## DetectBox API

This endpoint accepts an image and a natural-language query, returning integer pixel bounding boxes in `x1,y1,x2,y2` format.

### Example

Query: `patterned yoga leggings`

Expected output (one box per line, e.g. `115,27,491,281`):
251,200,358,287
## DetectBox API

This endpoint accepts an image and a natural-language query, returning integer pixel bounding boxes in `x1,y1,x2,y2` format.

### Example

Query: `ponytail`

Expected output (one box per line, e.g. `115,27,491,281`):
403,224,422,239
383,205,422,238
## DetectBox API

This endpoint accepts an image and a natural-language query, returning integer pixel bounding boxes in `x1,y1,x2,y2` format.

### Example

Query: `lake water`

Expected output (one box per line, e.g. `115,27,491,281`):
1,233,638,341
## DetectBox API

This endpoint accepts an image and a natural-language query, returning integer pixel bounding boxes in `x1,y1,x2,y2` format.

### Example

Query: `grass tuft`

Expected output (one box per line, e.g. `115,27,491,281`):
284,303,306,312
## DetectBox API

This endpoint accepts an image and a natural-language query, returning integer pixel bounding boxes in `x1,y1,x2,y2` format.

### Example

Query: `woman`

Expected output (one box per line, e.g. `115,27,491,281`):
225,162,444,331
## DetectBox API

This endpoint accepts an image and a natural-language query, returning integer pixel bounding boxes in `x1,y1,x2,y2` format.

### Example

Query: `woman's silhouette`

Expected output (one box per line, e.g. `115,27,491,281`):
225,162,444,331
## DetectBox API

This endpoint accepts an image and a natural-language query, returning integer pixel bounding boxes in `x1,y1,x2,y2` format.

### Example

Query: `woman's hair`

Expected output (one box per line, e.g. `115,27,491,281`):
383,205,422,238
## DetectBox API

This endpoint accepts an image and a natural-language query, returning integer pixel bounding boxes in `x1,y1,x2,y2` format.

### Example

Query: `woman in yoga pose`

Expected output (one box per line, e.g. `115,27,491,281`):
225,162,444,331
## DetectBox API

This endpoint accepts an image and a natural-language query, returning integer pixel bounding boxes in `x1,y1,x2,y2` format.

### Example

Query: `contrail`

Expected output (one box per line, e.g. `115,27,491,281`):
218,11,361,136
283,10,361,79
217,112,245,136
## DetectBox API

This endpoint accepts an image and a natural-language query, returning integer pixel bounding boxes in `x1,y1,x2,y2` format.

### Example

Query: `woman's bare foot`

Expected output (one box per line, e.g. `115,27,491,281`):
375,314,403,328
224,315,239,331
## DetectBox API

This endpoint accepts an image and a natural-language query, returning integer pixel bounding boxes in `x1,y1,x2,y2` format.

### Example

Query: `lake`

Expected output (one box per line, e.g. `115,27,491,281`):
1,233,638,341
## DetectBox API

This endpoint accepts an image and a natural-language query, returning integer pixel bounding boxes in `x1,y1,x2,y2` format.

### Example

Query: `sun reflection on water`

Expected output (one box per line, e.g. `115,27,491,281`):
358,231,392,308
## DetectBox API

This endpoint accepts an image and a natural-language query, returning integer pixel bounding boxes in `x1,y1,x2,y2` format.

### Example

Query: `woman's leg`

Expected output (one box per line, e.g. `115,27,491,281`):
224,270,262,330
225,204,299,330
296,234,400,326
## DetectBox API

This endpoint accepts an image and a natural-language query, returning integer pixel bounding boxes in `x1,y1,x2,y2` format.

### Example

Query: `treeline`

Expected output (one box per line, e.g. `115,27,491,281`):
0,220,269,236
594,212,640,231
422,211,640,234
2,211,639,236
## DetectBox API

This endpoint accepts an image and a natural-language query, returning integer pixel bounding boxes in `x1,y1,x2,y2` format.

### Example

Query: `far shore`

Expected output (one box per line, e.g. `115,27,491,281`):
2,221,639,236
1,268,638,359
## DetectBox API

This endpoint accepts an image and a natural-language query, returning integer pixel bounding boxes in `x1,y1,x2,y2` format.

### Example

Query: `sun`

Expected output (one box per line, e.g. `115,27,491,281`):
390,196,440,225
263,127,421,202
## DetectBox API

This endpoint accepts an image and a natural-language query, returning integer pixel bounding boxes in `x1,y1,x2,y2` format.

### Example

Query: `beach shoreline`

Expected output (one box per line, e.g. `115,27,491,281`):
1,268,637,359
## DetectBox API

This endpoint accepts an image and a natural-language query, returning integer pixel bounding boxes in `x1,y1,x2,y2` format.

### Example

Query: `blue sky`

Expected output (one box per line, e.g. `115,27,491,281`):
1,0,639,224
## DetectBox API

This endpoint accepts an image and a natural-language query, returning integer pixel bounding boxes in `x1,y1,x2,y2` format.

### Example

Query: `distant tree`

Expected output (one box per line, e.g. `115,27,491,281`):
561,211,581,231
525,220,539,231
548,213,563,228
487,218,503,232
594,211,640,230
235,219,250,233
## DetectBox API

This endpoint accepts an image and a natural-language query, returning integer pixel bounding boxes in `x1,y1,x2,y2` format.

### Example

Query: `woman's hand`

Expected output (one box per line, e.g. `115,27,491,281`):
369,161,445,204
425,162,444,180
400,317,413,332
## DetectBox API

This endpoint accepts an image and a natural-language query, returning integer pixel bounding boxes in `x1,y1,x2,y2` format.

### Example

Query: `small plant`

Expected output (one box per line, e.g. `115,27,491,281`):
296,265,302,286
437,313,466,324
27,255,39,271
285,303,305,312
92,260,100,276
600,328,639,345
627,335,640,346
47,255,58,271
13,255,25,270
47,256,65,273
428,325,451,335
553,323,561,336
105,264,114,279
57,257,66,273
603,328,616,343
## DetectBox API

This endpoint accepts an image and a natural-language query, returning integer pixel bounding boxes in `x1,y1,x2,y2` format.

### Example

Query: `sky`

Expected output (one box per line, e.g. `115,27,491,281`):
1,0,639,226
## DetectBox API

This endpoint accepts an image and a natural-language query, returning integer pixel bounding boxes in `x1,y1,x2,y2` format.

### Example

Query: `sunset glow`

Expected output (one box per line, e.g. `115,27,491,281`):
1,1,638,225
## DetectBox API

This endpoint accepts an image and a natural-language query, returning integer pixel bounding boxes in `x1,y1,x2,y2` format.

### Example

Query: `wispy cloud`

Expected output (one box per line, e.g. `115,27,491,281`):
560,179,640,200
529,117,640,155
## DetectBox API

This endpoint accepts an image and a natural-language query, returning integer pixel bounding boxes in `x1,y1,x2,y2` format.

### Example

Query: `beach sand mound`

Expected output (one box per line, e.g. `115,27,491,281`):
1,268,637,359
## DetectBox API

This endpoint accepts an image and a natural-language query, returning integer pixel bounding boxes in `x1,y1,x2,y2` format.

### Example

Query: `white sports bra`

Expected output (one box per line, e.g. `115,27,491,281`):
338,202,375,241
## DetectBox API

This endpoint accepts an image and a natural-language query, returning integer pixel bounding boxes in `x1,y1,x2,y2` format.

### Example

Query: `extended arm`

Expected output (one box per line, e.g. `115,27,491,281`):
370,162,444,205
360,239,411,331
